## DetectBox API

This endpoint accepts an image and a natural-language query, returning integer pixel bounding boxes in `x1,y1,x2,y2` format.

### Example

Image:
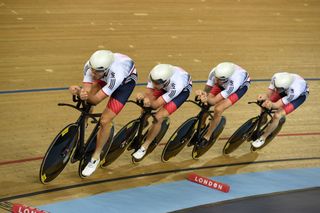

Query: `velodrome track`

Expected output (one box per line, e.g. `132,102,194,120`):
0,0,319,212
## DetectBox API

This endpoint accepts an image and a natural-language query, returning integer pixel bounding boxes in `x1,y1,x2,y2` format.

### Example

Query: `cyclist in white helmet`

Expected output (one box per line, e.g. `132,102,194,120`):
132,64,192,160
252,72,309,148
69,50,137,176
196,62,251,146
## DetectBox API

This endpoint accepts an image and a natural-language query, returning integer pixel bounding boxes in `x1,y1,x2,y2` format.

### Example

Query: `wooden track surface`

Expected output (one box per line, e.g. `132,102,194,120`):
0,0,319,209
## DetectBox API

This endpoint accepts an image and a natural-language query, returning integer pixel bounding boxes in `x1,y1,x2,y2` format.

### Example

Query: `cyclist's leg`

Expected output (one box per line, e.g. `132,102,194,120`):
260,108,286,141
253,94,307,147
203,85,248,141
85,82,103,123
82,108,116,177
82,80,135,176
203,99,231,141
149,90,190,146
89,80,110,153
143,88,165,126
199,85,222,129
95,80,137,157
133,90,190,159
143,108,169,149
264,94,307,139
92,108,117,159
260,90,283,124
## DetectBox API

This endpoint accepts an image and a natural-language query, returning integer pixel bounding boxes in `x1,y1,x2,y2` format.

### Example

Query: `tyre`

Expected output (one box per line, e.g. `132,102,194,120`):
39,123,79,184
223,117,258,155
101,120,139,168
161,117,197,162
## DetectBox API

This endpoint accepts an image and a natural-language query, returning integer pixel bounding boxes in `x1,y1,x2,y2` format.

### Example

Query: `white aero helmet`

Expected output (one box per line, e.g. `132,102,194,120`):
150,64,174,85
89,50,114,72
274,72,294,89
215,62,235,80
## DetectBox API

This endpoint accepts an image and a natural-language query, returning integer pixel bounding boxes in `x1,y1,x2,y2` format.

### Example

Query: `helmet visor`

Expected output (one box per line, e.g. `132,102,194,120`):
275,86,286,93
150,75,166,85
89,62,108,72
216,76,228,83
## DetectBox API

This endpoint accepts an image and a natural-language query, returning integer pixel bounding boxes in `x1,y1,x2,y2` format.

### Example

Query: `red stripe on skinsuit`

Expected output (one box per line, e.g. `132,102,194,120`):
164,101,177,115
107,98,124,114
228,93,239,105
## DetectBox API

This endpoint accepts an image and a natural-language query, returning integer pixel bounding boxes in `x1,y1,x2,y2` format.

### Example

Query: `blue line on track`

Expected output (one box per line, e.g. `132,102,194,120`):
0,78,319,95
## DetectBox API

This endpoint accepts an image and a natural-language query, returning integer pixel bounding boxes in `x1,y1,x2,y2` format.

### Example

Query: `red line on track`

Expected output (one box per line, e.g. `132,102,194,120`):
0,156,43,166
0,132,319,166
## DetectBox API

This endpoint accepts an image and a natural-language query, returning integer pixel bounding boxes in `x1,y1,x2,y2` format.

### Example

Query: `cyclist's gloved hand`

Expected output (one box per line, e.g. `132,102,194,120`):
69,85,81,95
200,93,208,105
257,94,267,101
136,92,145,101
195,89,205,96
80,88,89,101
195,90,206,100
262,100,272,109
143,97,151,107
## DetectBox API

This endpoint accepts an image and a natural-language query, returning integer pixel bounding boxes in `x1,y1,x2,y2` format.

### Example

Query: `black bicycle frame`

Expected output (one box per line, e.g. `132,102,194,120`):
126,100,156,150
185,99,213,143
58,96,101,157
247,101,274,140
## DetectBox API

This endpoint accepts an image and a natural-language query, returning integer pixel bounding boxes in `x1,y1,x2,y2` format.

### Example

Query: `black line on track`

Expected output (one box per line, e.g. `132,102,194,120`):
0,156,319,202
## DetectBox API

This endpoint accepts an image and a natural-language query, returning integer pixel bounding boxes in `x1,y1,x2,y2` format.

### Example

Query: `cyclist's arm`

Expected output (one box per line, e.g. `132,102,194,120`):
149,96,165,109
83,82,92,92
86,90,107,105
272,89,300,109
144,87,166,108
208,79,240,105
87,71,125,105
156,85,183,109
144,88,157,101
207,93,224,105
258,89,273,101
270,99,284,109
204,85,212,94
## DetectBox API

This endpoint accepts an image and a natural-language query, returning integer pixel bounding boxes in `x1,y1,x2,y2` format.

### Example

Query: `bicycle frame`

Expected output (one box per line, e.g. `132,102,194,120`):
126,100,156,150
186,99,214,145
247,101,274,141
58,96,102,161
39,95,103,183
101,100,159,167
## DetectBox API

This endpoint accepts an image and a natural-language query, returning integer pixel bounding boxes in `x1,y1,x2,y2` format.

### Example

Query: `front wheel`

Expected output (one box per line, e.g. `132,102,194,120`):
223,117,258,155
161,117,197,162
101,119,140,168
39,123,79,184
